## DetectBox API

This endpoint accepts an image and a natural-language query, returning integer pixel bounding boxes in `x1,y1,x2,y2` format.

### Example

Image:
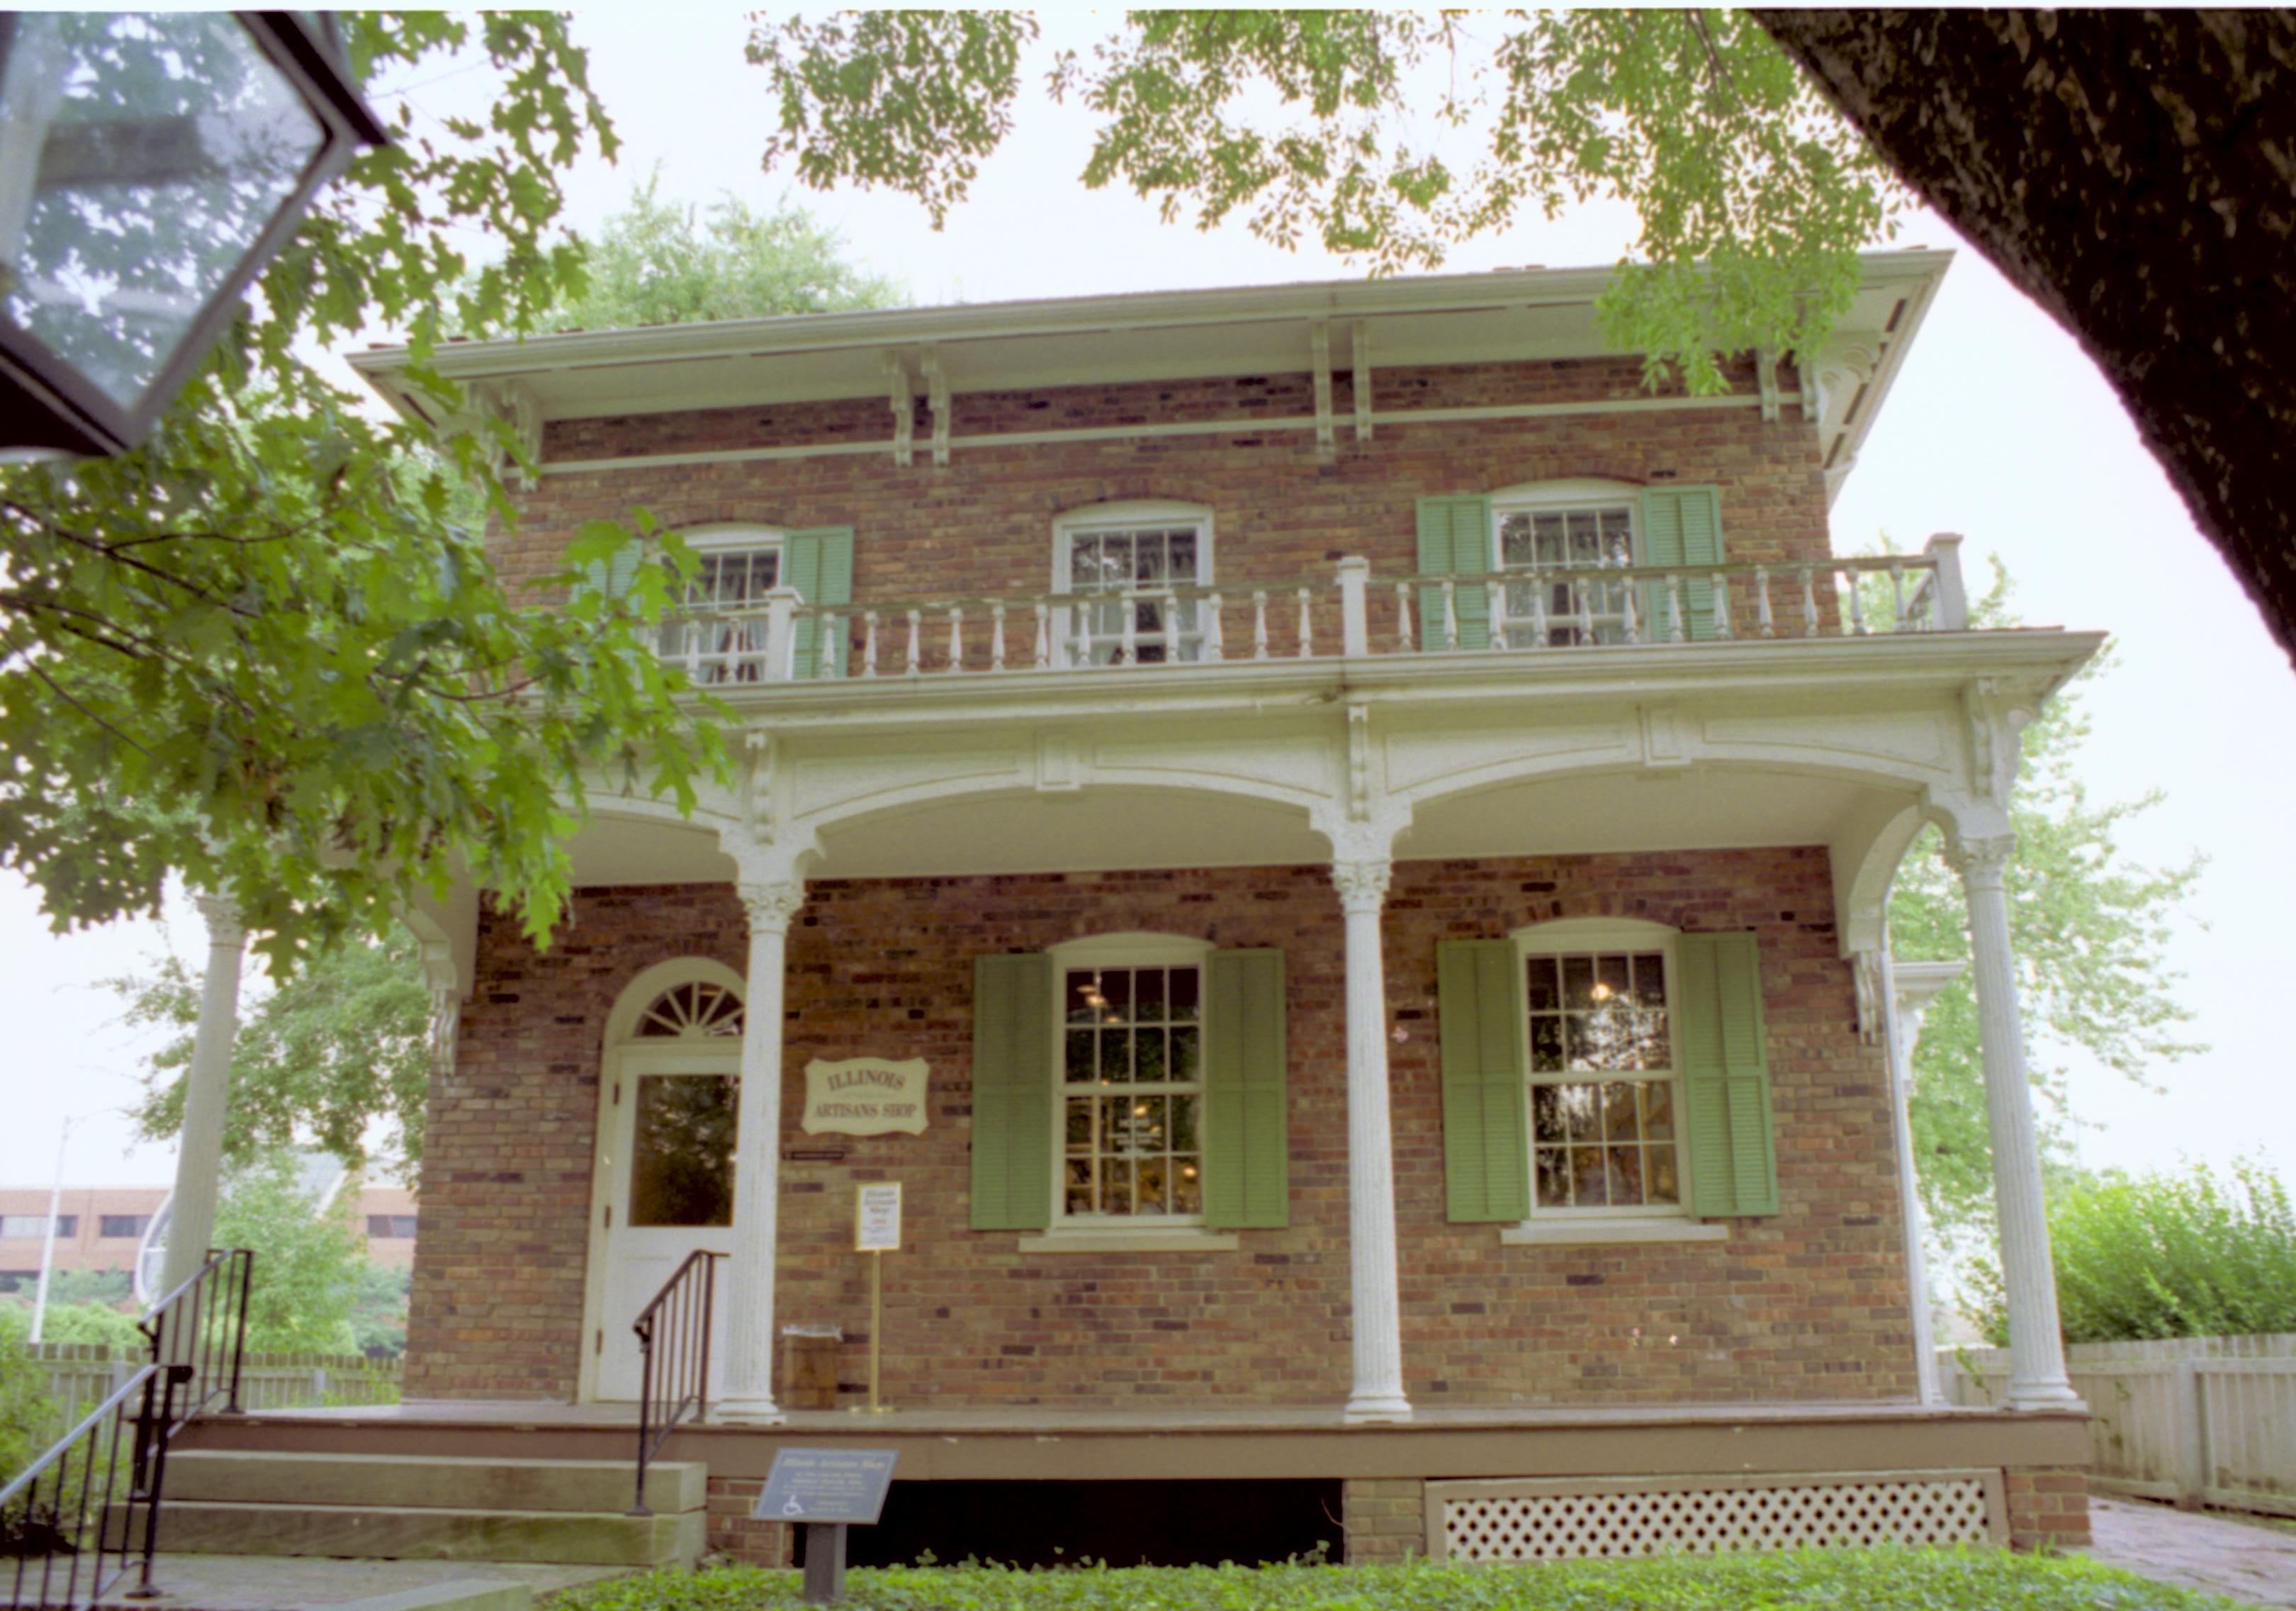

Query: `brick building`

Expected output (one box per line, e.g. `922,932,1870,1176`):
0,1184,420,1286
184,253,2098,1566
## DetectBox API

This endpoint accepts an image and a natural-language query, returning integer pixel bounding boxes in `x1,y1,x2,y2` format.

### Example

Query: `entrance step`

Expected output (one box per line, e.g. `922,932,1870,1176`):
137,1453,706,1568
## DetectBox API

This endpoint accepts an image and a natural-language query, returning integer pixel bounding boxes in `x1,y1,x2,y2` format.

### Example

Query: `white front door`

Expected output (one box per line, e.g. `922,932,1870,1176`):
594,1046,738,1401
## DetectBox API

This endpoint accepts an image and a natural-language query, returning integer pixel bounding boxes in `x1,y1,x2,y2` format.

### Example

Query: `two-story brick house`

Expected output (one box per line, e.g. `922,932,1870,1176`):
181,250,2098,1568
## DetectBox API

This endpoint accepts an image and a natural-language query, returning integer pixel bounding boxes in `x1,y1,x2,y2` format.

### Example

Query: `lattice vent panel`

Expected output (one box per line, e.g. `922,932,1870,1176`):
1439,1474,1996,1561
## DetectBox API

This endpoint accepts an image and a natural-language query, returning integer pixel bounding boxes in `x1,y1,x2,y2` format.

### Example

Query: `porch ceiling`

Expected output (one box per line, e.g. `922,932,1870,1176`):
1396,769,1883,863
809,787,1329,880
565,815,733,887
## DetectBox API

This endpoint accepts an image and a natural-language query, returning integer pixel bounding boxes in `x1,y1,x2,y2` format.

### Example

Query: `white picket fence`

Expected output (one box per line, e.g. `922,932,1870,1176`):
26,1341,401,1414
1942,1334,2296,1517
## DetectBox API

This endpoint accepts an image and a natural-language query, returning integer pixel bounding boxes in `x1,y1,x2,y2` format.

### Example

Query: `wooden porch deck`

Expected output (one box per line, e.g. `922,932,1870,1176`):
180,1398,2090,1484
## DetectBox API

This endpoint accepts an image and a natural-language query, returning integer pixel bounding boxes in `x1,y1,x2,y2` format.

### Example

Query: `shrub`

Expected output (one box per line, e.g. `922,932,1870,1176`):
550,1552,2239,1611
0,1308,67,1485
1971,1158,2296,1344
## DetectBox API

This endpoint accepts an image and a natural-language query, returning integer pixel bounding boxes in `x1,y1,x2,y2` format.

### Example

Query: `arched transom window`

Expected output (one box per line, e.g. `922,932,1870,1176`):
632,979,745,1040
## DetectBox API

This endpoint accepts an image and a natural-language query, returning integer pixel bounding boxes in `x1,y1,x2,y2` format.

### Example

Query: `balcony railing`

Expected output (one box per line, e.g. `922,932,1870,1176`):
658,535,1969,686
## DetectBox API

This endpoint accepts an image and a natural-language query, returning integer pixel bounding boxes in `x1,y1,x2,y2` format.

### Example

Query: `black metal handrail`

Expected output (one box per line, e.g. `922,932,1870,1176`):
3,1248,252,1609
629,1250,721,1517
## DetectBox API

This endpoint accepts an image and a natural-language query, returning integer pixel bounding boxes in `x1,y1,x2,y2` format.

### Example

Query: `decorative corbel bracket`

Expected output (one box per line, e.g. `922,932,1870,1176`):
1850,948,1882,1045
463,379,544,487
739,727,777,841
885,354,916,468
418,938,461,1083
1311,320,1335,461
921,348,952,466
1755,349,1782,424
1962,676,2044,802
1346,700,1373,821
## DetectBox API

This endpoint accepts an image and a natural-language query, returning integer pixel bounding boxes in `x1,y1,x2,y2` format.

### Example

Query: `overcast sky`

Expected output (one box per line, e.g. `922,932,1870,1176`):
4,7,2287,1213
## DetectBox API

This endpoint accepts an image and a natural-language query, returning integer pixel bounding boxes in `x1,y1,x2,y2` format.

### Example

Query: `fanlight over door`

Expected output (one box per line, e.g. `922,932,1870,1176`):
593,976,743,1400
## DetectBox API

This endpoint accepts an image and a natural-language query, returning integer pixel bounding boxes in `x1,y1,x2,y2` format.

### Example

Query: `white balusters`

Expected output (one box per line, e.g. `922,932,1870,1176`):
1711,573,1732,641
1573,578,1594,644
1396,583,1414,653
1485,579,1505,651
947,605,965,672
1296,586,1313,658
990,602,1006,672
1755,566,1775,638
1163,588,1181,661
1441,580,1458,651
904,608,922,676
1845,571,1867,636
1664,574,1686,644
1889,560,1908,630
1529,581,1550,649
1619,579,1639,646
1120,593,1139,666
1252,591,1271,661
1033,600,1050,669
1203,593,1225,662
1799,566,1820,637
862,611,880,678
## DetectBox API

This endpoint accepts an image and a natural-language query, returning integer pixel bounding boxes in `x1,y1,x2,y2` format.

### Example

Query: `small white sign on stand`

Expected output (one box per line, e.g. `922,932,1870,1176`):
853,1183,901,1413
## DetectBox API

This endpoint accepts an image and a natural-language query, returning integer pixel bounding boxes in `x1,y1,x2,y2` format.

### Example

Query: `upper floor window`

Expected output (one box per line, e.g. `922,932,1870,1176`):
659,526,782,684
1052,503,1213,665
1053,933,1212,1223
1492,481,1640,647
99,1214,150,1239
1517,918,1686,1219
366,1214,419,1240
0,1214,76,1239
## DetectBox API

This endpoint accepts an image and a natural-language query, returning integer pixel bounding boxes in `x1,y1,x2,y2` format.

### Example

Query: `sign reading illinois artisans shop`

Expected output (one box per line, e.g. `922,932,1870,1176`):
801,1057,930,1137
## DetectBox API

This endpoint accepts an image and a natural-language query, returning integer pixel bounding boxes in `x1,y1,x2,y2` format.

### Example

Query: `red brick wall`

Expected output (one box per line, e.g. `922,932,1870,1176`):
2004,1466,2091,1550
406,847,1915,1408
492,357,1830,619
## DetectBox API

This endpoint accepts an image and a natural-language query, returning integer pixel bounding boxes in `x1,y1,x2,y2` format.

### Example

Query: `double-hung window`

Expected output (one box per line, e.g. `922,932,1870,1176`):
1056,936,1208,1223
1053,503,1212,666
1520,920,1685,1217
658,528,782,684
1492,484,1641,647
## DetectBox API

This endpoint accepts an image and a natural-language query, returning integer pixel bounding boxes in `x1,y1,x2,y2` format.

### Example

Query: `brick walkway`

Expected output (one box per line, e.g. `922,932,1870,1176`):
2085,1497,2296,1607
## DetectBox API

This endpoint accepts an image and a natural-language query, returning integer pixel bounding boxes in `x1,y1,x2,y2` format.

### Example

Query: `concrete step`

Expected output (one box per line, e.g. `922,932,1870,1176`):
163,1451,704,1517
137,1501,704,1568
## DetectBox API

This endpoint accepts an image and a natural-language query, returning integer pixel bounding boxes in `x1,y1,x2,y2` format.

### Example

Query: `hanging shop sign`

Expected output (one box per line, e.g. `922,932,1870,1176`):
801,1057,930,1137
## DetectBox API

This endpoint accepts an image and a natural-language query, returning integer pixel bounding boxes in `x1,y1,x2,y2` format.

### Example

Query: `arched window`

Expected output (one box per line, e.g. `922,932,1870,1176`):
1512,916,1687,1219
1051,501,1215,665
631,979,744,1040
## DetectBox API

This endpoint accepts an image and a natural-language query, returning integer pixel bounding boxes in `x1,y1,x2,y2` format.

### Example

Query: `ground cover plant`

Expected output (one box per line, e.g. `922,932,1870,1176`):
550,1550,2238,1610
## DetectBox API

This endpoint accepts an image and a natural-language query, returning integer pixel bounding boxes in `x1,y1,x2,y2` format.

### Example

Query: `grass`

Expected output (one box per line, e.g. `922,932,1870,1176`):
548,1548,2244,1610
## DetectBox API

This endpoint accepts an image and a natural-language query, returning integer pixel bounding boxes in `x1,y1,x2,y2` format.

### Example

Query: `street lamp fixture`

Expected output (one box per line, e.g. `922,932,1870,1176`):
0,11,389,458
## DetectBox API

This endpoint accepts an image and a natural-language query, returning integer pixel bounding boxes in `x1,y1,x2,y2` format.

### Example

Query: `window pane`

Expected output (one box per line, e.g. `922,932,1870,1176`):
1642,1082,1675,1140
1066,970,1104,1024
1633,953,1668,1007
1500,514,1535,568
1169,970,1200,1021
1135,535,1167,583
1571,1146,1610,1206
1648,1149,1680,1204
1602,1082,1638,1141
1532,1084,1566,1144
1101,1158,1135,1216
1070,535,1101,587
1531,1016,1564,1072
1559,1082,1601,1143
1563,956,1597,1009
1066,1097,1094,1153
1137,1157,1168,1214
1135,968,1166,1021
1067,1031,1097,1085
1595,954,1631,1003
1170,1094,1200,1152
1526,957,1560,1011
1607,1146,1645,1204
629,1074,737,1228
1066,1159,1096,1215
1100,970,1132,1024
1173,1157,1203,1213
1135,1029,1166,1083
1169,531,1198,580
1535,1147,1571,1207
1170,1025,1200,1081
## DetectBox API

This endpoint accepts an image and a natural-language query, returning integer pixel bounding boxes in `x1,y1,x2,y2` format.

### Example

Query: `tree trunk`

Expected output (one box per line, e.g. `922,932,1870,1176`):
1753,9,2296,669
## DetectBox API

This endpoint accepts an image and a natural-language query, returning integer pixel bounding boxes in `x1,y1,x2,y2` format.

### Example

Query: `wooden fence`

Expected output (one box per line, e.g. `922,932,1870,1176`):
24,1342,401,1415
1942,1334,2296,1517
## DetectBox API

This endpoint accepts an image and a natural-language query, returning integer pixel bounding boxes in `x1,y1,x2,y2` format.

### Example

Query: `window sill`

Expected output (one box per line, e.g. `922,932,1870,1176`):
1016,1229,1240,1254
1499,1219,1728,1247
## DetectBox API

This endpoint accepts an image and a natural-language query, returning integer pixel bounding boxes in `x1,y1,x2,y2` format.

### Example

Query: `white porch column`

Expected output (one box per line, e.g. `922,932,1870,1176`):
160,890,247,1297
1333,858,1410,1422
1878,950,1964,1405
718,876,804,1423
1945,831,2081,1410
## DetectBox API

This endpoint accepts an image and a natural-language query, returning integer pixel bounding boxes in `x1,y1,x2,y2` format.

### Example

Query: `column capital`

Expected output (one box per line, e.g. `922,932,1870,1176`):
1942,831,2016,888
193,889,245,947
737,880,806,936
1331,858,1392,915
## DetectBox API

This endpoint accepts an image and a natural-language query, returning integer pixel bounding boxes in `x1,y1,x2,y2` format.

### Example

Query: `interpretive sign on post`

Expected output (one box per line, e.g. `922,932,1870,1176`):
753,1449,899,1605
855,1182,902,1252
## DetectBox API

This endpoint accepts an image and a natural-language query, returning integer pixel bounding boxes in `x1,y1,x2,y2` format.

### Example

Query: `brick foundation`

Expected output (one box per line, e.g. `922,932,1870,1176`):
407,847,1914,1408
2004,1465,2091,1550
705,1475,789,1566
1343,1478,1426,1564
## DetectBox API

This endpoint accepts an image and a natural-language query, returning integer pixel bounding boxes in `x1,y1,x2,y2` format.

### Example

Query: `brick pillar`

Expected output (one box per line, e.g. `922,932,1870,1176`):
1342,1477,1426,1564
707,1476,792,1565
2004,1465,2090,1550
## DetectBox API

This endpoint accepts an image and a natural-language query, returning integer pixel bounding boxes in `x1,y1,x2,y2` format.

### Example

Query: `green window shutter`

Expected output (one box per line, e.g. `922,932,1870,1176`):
1437,938,1531,1223
1415,495,1492,651
970,953,1054,1230
579,540,643,600
782,526,855,678
1203,949,1288,1230
1640,486,1725,641
1677,932,1780,1217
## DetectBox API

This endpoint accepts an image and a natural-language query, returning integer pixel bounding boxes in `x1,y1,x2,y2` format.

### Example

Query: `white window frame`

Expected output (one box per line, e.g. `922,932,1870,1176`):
1488,480,1643,649
1020,931,1236,1253
661,524,787,683
1504,916,1726,1247
1049,501,1216,666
